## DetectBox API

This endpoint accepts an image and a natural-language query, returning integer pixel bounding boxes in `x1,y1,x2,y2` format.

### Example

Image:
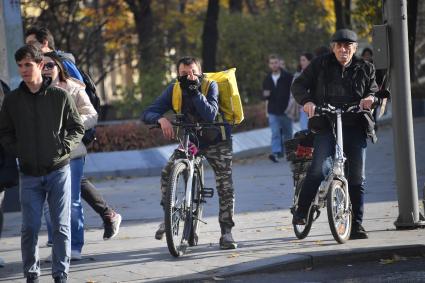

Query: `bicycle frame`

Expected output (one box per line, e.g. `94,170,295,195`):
172,128,196,212
314,108,349,210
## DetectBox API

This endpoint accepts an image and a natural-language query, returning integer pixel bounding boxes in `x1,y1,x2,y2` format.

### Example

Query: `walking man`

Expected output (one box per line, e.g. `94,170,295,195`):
0,45,84,282
262,54,294,162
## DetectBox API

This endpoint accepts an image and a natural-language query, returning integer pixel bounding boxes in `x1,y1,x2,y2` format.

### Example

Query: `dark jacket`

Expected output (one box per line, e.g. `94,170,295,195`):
142,79,231,148
262,69,293,115
291,53,378,137
0,78,85,176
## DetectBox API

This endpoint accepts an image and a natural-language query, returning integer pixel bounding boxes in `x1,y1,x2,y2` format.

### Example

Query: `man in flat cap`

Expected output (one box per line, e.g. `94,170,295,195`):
291,29,378,239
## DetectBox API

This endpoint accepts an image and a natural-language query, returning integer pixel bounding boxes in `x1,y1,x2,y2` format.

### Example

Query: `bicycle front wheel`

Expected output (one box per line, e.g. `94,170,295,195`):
165,162,192,257
327,180,352,244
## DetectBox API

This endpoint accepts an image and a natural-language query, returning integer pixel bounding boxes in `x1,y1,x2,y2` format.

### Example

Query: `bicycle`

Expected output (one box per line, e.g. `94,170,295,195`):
161,115,226,257
289,103,366,244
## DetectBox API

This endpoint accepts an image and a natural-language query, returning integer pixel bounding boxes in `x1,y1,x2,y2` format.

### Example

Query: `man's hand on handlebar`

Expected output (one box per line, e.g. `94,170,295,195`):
359,96,375,110
303,102,316,118
158,117,175,140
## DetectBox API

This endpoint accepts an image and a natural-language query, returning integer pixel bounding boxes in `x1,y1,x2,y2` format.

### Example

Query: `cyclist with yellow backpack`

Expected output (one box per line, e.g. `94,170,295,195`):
142,56,242,250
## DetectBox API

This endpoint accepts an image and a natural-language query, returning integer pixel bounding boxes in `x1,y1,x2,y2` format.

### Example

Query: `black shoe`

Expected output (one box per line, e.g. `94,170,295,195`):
26,274,39,283
292,213,306,225
268,154,279,163
154,222,165,240
219,233,238,250
54,276,67,283
350,224,368,240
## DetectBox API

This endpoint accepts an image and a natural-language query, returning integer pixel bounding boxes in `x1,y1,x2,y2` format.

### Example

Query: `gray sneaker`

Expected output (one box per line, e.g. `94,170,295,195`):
155,223,165,240
219,233,237,250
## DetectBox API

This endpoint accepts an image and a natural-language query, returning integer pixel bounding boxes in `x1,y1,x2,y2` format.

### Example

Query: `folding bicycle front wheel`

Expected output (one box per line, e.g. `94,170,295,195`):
165,162,192,257
327,180,352,244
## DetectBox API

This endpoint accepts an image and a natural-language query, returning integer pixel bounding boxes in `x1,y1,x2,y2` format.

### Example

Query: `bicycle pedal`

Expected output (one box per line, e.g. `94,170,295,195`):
193,216,207,224
201,187,214,198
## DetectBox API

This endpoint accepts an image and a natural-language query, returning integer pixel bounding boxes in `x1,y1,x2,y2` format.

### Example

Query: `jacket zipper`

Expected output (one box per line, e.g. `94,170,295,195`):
33,94,40,174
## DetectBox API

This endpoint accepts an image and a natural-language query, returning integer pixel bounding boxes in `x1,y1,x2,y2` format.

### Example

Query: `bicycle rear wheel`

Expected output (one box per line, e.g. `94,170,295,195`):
292,179,314,239
165,162,192,257
189,163,204,246
327,180,352,244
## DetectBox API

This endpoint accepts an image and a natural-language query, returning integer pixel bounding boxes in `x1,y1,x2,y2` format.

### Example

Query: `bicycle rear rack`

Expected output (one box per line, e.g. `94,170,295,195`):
201,187,214,198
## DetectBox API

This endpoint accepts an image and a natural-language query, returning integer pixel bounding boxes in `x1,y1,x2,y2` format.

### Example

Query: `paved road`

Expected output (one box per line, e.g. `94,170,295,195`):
1,118,425,282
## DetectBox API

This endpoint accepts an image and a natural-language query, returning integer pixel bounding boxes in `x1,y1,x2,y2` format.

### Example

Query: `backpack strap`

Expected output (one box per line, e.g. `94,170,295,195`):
172,78,227,142
202,78,226,141
172,82,183,114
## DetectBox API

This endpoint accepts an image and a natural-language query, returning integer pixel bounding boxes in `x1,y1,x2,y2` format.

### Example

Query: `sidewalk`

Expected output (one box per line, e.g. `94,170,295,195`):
1,117,424,283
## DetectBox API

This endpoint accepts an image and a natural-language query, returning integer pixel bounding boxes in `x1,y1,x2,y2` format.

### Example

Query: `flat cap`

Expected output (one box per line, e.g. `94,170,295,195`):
331,29,358,43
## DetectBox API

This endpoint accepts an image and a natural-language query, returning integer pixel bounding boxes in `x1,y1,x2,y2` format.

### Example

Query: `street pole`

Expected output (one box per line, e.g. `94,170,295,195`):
0,0,24,88
384,0,425,228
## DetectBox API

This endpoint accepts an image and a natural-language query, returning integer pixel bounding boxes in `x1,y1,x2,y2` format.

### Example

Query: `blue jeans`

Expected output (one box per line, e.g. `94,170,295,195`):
20,165,71,278
298,126,367,226
299,111,309,131
268,113,293,155
44,158,85,252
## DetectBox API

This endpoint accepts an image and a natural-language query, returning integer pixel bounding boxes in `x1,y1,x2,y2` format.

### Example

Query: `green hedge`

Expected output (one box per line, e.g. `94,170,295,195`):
88,103,268,153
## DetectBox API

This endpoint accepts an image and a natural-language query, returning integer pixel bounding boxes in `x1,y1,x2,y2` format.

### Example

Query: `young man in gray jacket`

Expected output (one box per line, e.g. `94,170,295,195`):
0,45,84,283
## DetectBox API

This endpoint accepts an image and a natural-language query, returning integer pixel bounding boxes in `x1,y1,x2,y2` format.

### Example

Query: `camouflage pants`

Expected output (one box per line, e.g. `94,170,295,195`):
160,140,235,232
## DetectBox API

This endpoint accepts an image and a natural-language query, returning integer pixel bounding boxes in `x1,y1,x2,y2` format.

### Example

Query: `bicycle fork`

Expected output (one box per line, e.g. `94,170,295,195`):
334,110,350,211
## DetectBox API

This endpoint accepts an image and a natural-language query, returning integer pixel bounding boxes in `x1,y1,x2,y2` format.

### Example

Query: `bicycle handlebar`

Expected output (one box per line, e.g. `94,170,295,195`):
315,104,360,115
314,99,379,116
171,121,228,128
148,120,227,130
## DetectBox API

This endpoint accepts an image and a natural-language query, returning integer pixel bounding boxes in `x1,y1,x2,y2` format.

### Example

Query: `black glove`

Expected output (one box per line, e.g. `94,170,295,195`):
178,75,201,96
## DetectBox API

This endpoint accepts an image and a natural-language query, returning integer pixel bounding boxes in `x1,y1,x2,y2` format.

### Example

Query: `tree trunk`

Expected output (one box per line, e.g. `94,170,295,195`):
334,0,351,29
125,0,154,70
344,0,351,28
179,0,188,56
407,0,418,81
229,0,242,13
202,0,219,72
334,0,344,29
245,0,259,15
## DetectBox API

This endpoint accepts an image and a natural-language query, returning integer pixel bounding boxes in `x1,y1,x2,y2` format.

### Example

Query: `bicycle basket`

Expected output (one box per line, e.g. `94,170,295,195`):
284,130,314,162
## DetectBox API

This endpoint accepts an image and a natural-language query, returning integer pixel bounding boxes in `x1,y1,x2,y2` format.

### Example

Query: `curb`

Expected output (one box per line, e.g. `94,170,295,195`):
162,244,425,282
219,244,425,278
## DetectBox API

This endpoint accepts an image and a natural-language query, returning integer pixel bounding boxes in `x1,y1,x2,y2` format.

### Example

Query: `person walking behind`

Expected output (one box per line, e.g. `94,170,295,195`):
0,45,84,282
42,52,98,260
142,56,237,250
0,79,9,268
262,54,294,162
291,29,378,240
288,53,314,131
25,26,121,240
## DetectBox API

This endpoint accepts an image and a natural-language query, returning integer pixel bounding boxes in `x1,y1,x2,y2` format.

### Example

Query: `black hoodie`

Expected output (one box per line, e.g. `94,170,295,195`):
0,77,84,176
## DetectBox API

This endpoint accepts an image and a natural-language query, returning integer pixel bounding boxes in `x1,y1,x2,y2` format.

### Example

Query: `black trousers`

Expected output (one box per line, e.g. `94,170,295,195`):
81,177,113,219
0,189,4,238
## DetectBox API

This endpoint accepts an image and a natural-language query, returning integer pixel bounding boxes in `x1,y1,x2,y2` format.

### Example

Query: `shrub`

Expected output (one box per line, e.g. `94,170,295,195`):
87,103,268,152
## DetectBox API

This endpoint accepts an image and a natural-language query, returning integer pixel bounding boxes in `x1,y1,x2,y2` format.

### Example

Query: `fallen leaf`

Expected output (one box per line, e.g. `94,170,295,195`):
228,253,240,258
379,258,397,265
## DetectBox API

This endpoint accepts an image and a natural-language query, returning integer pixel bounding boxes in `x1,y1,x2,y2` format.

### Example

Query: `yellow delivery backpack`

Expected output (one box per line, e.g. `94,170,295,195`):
172,68,244,125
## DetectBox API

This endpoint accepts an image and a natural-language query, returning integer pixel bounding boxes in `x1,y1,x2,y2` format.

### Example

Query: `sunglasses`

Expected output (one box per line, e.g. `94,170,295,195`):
43,62,57,70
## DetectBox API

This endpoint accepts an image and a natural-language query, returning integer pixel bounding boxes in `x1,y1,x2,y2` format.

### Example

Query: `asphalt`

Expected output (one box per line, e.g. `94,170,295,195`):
1,114,425,283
